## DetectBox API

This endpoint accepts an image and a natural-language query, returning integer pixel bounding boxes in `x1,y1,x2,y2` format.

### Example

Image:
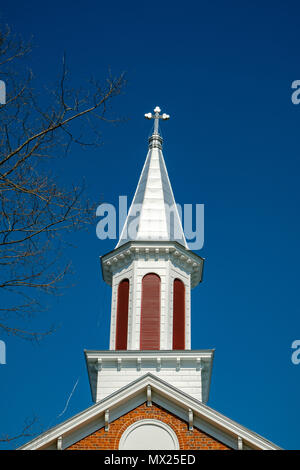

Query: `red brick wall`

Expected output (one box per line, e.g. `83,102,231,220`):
67,402,230,450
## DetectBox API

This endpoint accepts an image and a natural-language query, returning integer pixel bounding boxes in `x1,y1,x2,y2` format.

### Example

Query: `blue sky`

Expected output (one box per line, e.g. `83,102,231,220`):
0,0,300,450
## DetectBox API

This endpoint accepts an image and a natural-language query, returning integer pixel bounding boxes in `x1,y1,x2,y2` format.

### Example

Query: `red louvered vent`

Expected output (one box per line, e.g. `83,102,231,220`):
173,279,185,350
140,273,160,350
115,279,129,350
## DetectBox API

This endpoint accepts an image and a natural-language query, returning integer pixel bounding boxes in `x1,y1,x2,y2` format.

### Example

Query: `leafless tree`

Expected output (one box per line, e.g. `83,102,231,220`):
0,26,126,340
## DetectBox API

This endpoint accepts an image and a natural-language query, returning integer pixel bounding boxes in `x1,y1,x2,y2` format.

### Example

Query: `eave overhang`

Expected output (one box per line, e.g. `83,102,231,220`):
100,240,204,288
18,373,281,451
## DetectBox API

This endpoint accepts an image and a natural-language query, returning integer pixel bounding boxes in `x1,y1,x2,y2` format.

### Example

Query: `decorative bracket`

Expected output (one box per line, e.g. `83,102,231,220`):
188,409,194,431
147,385,152,407
238,436,243,450
105,409,110,431
57,436,63,450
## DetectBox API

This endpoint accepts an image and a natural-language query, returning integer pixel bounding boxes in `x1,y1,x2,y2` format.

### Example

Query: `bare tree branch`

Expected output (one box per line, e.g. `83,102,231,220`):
0,417,39,444
0,25,126,339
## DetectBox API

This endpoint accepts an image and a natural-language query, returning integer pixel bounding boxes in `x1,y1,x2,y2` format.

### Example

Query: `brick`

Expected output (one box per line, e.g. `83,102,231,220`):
67,402,230,450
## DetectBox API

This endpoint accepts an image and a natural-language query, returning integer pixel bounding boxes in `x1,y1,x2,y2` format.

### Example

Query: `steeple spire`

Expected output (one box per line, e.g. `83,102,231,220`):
116,106,187,249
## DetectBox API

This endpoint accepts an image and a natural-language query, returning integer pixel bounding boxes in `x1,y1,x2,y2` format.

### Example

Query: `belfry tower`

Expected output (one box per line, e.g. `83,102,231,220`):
20,107,280,450
85,107,214,404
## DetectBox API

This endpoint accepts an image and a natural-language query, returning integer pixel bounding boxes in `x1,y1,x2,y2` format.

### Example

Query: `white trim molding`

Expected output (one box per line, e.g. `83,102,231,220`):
19,373,281,451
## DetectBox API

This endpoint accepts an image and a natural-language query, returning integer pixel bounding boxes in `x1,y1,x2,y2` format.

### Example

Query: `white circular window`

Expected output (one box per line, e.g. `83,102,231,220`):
119,419,179,450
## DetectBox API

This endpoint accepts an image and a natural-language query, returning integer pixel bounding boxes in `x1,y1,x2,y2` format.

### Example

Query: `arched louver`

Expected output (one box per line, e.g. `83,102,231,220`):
140,273,161,350
173,279,185,350
115,279,129,350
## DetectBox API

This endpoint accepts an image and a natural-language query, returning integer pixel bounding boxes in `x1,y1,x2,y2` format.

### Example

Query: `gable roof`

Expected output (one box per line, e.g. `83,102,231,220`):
19,373,281,450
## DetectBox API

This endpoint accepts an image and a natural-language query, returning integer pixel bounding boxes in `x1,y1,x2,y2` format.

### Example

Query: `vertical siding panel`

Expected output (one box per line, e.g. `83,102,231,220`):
173,279,185,349
140,273,160,350
115,279,129,350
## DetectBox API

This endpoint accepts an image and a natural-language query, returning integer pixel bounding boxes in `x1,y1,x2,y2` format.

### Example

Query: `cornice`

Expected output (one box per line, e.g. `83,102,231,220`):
101,240,204,288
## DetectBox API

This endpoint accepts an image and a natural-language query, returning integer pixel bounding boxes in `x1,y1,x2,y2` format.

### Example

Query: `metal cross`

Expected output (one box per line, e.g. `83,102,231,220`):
144,106,170,135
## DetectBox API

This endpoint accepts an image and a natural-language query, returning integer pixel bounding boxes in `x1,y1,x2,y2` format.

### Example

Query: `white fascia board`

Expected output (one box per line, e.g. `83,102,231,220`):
102,240,204,265
145,376,281,450
101,240,204,286
19,373,280,451
85,349,214,360
19,377,149,450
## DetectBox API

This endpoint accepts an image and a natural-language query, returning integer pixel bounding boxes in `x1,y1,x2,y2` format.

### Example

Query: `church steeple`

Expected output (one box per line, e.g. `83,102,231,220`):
20,105,280,452
116,107,188,249
86,106,212,406
101,107,204,353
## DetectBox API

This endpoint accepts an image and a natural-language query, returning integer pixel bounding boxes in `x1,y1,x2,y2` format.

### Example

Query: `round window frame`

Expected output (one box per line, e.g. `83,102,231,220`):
118,418,180,450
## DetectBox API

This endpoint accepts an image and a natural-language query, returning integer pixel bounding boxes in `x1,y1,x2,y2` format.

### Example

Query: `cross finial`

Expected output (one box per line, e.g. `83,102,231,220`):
144,106,170,135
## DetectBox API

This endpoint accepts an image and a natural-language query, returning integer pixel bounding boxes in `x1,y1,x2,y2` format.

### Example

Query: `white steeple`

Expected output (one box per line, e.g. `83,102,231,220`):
101,107,204,353
116,106,188,249
94,106,210,406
